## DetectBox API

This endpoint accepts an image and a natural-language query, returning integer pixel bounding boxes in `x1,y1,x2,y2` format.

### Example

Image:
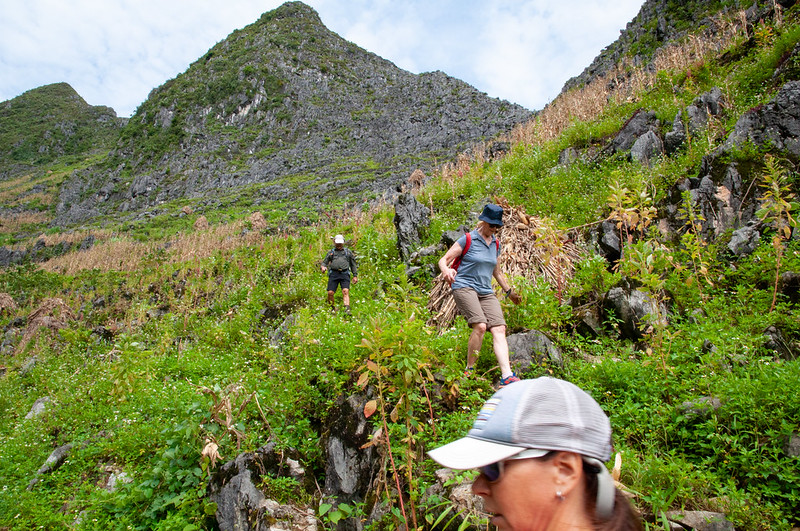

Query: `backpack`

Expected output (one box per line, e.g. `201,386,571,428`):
327,248,353,271
451,232,499,271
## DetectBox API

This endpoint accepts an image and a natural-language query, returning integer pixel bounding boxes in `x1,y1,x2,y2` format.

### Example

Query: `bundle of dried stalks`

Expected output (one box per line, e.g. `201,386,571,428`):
427,200,583,332
18,298,75,353
0,293,18,315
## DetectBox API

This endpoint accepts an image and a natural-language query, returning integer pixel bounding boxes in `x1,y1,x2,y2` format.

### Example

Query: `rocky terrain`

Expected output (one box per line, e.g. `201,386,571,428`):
563,0,797,91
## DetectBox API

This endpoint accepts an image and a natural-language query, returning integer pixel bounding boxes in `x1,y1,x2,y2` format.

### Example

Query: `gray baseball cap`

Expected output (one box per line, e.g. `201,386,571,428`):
427,377,612,469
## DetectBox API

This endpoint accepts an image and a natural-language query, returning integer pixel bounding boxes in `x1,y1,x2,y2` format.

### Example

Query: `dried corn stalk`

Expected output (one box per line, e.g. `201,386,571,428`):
427,199,583,332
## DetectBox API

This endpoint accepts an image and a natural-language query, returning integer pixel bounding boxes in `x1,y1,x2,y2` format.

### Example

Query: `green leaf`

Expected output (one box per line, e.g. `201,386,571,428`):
203,501,218,516
318,503,332,516
338,503,353,515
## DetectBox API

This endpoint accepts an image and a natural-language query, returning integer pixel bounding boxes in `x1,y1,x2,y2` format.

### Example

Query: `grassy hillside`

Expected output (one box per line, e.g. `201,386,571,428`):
0,83,122,176
1,5,799,531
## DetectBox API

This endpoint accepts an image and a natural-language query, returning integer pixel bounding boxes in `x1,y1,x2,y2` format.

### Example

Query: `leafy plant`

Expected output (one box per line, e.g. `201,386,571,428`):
756,155,799,312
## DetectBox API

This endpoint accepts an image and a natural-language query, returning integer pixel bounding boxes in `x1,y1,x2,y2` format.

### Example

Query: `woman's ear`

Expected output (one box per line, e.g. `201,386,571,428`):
551,452,584,496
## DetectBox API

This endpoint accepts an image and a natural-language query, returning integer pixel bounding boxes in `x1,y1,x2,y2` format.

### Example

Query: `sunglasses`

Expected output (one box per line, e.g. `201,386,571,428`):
478,449,550,482
488,223,502,229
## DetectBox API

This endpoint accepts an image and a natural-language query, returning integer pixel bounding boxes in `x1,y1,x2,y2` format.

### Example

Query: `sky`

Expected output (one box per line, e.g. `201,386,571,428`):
0,0,644,118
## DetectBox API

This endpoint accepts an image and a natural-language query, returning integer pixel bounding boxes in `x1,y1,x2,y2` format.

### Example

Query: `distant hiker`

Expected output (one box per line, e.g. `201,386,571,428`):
438,203,522,388
322,234,358,315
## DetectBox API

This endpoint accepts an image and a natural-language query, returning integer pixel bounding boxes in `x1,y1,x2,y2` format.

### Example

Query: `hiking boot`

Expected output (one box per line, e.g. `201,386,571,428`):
330,305,336,315
344,305,352,316
463,366,475,378
498,373,520,389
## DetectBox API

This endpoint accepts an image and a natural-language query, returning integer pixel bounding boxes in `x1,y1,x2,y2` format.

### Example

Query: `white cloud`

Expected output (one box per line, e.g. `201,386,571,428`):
0,0,644,116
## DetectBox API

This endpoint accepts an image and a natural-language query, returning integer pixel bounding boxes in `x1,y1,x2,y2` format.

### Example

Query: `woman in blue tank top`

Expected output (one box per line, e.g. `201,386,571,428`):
438,203,522,388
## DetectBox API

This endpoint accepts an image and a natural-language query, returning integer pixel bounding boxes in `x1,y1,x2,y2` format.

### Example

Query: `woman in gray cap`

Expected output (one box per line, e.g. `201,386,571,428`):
437,203,522,388
428,377,642,530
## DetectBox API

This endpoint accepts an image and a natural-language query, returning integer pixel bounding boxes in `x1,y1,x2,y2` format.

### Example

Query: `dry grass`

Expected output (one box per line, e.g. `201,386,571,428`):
0,174,36,203
433,10,751,185
12,191,55,207
35,199,396,275
510,12,745,149
39,218,272,274
0,293,18,315
0,212,53,235
41,237,154,274
0,171,63,203
18,297,75,354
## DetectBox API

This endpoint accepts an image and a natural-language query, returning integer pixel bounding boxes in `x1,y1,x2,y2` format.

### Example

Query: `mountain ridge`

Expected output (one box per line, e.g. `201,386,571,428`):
48,1,533,228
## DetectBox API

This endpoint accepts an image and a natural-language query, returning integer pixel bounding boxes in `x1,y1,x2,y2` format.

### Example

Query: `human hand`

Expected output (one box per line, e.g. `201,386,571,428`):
441,267,456,285
352,276,358,284
508,290,522,305
321,266,327,273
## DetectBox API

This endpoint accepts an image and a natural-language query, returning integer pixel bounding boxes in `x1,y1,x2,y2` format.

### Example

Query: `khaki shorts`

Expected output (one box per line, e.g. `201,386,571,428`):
452,288,506,329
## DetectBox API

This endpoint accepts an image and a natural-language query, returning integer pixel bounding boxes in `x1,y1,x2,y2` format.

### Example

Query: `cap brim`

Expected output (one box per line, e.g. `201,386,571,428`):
428,437,535,469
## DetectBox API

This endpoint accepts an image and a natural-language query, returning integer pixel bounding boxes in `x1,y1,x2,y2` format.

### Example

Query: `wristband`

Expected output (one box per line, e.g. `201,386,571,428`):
505,288,512,296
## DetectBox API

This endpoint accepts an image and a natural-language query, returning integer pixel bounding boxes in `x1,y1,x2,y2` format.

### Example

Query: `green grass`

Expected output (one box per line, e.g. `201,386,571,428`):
1,5,800,530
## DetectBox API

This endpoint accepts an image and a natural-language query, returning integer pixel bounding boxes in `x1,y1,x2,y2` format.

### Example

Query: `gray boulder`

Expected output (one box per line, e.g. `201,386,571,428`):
727,222,761,257
24,396,50,419
631,130,664,166
665,111,687,155
664,87,724,155
605,110,660,155
596,220,622,263
763,325,797,360
680,396,722,419
662,164,749,242
784,432,800,457
423,468,484,529
1,329,22,357
323,393,380,508
441,228,468,248
778,271,800,304
558,147,580,166
687,87,724,135
27,442,73,490
604,286,668,340
718,80,800,161
393,193,430,262
507,330,563,372
666,511,735,531
208,442,315,531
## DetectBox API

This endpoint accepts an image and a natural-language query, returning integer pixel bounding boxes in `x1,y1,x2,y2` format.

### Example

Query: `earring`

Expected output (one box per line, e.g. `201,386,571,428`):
556,490,565,501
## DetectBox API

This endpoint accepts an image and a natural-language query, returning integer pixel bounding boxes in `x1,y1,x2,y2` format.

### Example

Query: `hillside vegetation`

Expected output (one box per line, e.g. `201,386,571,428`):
0,82,123,179
1,2,800,531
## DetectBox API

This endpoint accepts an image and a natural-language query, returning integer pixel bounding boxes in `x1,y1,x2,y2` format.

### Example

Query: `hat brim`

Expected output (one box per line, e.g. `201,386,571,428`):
478,215,503,226
428,436,546,469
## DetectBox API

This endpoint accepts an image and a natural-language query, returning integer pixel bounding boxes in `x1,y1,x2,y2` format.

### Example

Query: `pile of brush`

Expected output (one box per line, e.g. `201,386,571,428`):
427,199,584,332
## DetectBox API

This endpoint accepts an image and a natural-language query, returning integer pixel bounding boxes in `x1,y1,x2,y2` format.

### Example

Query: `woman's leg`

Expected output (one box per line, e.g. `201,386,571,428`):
489,324,513,378
467,322,487,368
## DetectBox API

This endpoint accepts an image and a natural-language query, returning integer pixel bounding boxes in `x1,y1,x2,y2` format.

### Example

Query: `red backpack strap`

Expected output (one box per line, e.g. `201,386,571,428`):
452,232,472,271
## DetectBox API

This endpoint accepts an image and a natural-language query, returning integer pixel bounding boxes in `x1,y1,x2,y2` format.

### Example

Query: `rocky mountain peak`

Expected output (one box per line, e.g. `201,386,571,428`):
51,1,533,227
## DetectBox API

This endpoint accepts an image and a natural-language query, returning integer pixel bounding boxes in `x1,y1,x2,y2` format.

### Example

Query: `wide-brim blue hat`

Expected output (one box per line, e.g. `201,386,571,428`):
478,203,504,226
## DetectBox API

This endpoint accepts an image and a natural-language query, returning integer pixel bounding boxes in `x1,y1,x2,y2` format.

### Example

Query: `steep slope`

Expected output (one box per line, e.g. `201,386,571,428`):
53,1,532,227
563,0,794,91
0,83,124,179
2,2,800,530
